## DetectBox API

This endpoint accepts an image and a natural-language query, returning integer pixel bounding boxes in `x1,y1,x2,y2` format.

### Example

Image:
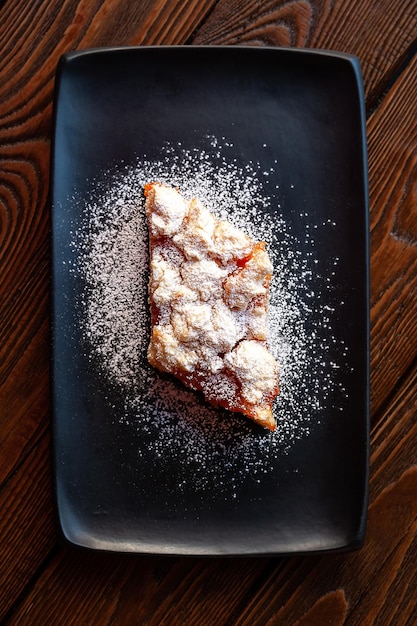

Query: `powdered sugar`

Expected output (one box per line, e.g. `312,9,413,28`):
69,136,347,493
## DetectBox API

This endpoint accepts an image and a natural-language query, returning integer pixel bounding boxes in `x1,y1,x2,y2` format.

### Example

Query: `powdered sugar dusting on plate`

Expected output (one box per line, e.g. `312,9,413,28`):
69,136,347,493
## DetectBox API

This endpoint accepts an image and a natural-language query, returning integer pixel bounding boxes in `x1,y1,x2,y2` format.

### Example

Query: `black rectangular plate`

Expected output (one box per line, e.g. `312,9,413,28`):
51,46,369,555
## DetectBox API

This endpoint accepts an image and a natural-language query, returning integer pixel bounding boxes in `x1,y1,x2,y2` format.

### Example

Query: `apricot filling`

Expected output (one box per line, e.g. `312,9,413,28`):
144,182,279,431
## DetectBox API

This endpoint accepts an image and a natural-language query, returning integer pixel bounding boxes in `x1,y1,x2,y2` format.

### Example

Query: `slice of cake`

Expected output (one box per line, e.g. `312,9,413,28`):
144,182,279,431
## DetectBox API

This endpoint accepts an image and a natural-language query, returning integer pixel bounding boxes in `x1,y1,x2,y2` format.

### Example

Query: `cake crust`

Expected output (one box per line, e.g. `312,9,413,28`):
144,182,279,431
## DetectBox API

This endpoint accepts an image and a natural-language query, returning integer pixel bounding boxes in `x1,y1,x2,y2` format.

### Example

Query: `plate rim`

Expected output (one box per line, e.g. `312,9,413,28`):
51,44,370,556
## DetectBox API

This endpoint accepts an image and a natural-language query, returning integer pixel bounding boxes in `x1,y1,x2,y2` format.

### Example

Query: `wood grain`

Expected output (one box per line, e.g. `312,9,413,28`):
0,428,56,619
6,553,272,625
232,367,417,625
192,0,417,105
6,365,417,624
0,139,51,483
192,0,417,419
0,0,217,488
0,0,218,619
1,0,416,623
367,53,417,416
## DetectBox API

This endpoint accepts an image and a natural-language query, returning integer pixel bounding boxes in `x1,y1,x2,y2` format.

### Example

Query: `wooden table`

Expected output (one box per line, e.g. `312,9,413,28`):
1,1,416,624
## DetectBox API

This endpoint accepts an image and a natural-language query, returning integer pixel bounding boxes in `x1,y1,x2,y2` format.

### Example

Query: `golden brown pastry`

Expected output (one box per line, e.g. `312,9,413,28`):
144,182,279,430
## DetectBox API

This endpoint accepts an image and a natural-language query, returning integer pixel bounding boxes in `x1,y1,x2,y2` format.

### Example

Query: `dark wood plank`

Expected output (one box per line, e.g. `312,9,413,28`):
194,2,417,417
0,0,217,619
0,0,217,486
191,0,417,104
0,145,51,395
5,551,271,625
0,428,57,619
6,363,417,624
367,53,417,416
1,0,416,623
233,366,417,626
